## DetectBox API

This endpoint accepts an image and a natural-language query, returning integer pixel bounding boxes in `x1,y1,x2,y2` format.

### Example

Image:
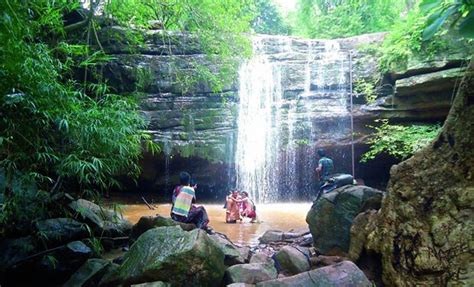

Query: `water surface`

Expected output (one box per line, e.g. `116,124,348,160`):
121,203,311,245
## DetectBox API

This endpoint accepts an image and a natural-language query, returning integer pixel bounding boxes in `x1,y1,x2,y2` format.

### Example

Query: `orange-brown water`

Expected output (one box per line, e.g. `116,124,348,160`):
121,203,312,246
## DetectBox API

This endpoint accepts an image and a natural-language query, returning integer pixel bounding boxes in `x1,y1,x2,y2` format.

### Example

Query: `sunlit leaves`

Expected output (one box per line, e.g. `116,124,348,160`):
361,120,441,162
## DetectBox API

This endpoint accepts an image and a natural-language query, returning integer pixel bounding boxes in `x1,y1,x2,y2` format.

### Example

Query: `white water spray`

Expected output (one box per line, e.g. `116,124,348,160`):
235,36,350,203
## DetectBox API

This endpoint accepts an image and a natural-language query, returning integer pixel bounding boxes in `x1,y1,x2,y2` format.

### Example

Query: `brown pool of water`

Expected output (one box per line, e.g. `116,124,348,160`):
121,203,312,246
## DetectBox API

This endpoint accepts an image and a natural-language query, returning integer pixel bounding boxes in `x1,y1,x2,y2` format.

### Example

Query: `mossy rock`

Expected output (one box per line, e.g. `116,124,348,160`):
306,185,383,255
101,226,225,286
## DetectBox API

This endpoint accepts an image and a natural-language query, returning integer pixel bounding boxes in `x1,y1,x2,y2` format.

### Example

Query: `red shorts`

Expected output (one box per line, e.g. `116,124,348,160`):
246,210,256,219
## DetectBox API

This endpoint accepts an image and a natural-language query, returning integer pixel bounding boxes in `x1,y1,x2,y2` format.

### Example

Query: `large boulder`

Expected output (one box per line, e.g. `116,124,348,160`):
35,218,88,247
273,246,310,276
356,59,474,286
256,261,371,287
64,258,113,287
306,185,383,255
209,233,247,266
101,226,225,286
348,210,379,262
130,215,195,242
224,263,277,285
69,199,133,237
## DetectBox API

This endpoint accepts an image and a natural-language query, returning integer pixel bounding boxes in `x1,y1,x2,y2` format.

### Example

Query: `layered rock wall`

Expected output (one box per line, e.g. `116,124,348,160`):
350,57,473,286
101,27,471,199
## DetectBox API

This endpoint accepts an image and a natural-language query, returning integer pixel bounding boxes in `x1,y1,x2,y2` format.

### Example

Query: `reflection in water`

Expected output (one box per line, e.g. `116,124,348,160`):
122,203,311,246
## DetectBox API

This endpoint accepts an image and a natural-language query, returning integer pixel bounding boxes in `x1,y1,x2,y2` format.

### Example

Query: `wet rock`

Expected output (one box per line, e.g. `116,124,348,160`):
63,258,112,287
69,199,133,237
258,230,283,244
101,226,225,286
306,185,383,255
35,218,88,247
224,263,278,285
130,215,196,242
210,233,247,266
226,283,256,287
256,261,371,287
273,246,310,275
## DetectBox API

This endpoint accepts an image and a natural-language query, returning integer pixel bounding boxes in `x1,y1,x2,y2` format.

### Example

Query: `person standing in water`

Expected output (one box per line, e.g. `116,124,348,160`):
171,171,210,230
240,191,257,223
225,190,241,223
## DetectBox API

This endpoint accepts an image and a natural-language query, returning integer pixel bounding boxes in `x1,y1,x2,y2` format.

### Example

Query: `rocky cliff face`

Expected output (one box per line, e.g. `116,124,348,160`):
349,57,473,286
101,27,471,199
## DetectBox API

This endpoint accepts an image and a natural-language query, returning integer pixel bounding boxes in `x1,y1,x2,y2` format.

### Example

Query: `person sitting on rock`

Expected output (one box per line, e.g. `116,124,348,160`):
171,171,210,230
225,190,241,223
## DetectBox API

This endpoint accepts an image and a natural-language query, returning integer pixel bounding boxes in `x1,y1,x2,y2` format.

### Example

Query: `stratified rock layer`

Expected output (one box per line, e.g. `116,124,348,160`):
356,58,474,286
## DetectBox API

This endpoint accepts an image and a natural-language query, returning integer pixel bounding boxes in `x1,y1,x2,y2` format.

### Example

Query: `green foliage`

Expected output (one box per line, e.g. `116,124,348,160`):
105,0,254,93
354,79,378,104
420,0,474,39
252,0,291,35
0,0,158,227
377,6,453,72
361,120,441,162
291,0,407,39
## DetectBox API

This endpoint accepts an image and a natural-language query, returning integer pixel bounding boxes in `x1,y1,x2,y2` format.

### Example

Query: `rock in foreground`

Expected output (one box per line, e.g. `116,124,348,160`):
101,226,224,286
63,258,113,287
306,185,383,255
356,59,474,286
256,261,371,287
273,246,310,275
225,263,277,285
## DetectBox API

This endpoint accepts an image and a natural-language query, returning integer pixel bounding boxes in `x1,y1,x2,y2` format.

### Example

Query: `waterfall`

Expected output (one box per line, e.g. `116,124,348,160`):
234,39,282,203
235,36,350,203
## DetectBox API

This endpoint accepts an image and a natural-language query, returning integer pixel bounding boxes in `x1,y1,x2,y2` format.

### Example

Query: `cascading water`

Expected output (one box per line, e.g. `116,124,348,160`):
235,36,350,203
234,39,282,203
